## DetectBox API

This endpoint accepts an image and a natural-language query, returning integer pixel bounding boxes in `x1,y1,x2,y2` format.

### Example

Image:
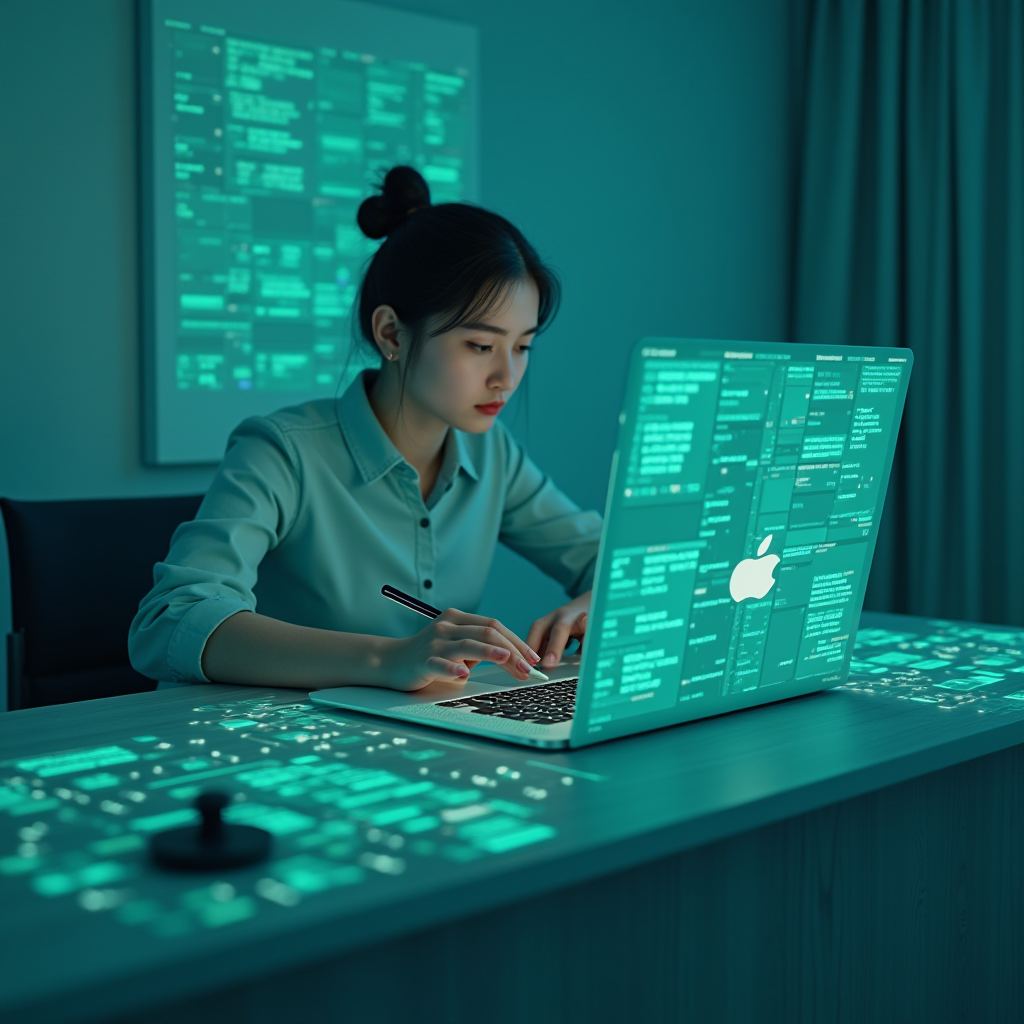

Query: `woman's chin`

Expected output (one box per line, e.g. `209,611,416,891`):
456,412,500,434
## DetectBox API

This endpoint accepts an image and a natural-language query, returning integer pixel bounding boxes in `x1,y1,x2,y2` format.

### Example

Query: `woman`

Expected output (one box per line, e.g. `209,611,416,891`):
129,166,601,692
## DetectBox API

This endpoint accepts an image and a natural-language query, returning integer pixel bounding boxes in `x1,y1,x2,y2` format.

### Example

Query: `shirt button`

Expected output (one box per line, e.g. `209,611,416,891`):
424,579,433,589
420,517,429,528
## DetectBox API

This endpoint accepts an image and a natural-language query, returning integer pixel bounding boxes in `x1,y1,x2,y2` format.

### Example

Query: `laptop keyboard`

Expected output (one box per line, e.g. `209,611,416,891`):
436,678,579,725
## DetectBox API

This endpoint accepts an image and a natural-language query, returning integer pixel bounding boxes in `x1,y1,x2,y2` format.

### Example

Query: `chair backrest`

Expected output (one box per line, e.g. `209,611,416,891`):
1,494,204,709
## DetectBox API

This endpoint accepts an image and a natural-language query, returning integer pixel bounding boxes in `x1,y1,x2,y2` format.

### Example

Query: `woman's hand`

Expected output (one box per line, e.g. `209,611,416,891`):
380,607,542,692
527,591,591,669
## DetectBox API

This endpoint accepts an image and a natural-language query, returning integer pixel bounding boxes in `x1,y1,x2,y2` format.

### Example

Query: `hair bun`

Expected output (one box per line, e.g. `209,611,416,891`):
357,166,432,240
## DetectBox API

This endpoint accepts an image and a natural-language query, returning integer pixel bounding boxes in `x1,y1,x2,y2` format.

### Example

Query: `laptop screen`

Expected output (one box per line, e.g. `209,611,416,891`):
571,338,913,746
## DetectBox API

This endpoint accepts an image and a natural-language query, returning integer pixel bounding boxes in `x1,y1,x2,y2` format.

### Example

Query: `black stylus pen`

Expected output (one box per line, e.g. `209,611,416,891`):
380,584,550,680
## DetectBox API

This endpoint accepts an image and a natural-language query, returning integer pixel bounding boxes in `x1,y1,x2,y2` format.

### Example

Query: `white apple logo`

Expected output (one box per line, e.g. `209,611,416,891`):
729,534,780,602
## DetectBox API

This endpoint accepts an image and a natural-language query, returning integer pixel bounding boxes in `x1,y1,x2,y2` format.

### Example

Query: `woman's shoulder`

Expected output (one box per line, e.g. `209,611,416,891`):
232,399,339,441
259,398,341,435
227,399,343,467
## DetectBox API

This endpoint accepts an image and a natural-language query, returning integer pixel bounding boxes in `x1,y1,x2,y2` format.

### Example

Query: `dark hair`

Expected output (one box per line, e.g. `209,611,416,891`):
355,167,561,368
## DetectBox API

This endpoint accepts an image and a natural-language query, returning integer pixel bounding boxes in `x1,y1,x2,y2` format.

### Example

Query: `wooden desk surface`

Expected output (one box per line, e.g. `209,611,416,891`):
2,611,1024,1024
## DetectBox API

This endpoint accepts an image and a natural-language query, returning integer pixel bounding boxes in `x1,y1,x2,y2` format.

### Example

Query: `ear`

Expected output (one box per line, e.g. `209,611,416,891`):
371,305,404,362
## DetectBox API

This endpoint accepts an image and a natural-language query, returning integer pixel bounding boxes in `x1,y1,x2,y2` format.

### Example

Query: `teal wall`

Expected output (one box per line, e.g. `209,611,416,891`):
0,0,790,706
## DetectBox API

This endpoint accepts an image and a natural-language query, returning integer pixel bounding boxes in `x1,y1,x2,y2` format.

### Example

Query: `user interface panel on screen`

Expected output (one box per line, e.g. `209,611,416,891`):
575,339,912,743
142,0,477,463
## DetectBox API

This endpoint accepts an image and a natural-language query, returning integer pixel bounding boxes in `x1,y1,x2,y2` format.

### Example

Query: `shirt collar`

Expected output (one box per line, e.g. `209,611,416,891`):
337,371,479,485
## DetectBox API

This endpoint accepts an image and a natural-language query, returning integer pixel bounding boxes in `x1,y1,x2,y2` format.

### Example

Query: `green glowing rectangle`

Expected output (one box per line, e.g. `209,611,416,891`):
224,803,316,835
78,861,131,887
74,772,123,790
910,659,952,670
7,798,61,816
933,678,993,692
474,824,557,854
32,873,77,897
32,861,130,897
867,651,922,666
0,856,38,875
199,896,257,929
90,833,147,857
432,788,483,806
129,808,200,832
334,788,401,809
148,758,280,788
181,294,225,310
16,746,138,777
346,772,401,792
272,855,364,892
487,799,535,818
0,787,26,809
387,781,436,798
169,785,202,800
458,815,522,841
370,804,421,826
400,815,441,834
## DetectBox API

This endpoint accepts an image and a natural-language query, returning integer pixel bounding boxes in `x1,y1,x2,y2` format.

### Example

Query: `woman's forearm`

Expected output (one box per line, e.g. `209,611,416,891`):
200,610,393,689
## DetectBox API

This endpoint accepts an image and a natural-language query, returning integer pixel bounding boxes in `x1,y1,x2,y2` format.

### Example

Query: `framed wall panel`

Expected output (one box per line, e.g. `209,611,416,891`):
139,0,478,463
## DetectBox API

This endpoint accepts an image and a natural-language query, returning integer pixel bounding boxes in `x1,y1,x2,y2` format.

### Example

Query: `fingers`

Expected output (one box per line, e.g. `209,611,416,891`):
446,638,532,680
396,656,469,692
441,611,540,667
425,656,469,682
539,611,588,667
526,611,558,655
445,637,516,666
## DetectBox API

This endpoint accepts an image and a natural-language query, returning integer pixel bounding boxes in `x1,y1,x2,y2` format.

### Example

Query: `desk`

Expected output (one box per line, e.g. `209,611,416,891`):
1,612,1022,1024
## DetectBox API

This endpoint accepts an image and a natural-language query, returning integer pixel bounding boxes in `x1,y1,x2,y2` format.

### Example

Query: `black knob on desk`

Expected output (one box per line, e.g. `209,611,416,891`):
197,791,229,843
150,790,272,872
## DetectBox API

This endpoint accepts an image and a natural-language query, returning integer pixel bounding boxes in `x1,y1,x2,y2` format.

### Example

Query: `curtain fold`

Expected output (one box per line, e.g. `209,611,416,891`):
790,0,1024,625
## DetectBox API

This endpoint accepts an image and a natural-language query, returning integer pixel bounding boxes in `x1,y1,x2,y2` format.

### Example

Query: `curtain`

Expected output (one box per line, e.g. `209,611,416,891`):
789,0,1024,625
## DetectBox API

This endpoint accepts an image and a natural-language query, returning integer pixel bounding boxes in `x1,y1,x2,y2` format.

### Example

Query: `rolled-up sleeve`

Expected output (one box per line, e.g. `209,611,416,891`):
128,418,302,683
498,425,602,598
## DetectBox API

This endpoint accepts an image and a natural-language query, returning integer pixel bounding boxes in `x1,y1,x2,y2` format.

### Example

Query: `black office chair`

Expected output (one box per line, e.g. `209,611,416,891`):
1,494,204,710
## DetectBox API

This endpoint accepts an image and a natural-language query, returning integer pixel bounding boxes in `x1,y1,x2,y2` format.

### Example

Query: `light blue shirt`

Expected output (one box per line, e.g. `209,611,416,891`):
129,371,602,683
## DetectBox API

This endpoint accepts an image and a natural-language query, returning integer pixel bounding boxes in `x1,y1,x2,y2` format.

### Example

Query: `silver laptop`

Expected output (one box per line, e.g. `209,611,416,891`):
311,338,913,748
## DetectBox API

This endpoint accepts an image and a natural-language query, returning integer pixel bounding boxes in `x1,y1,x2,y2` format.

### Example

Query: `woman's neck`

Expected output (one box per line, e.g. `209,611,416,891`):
366,369,448,496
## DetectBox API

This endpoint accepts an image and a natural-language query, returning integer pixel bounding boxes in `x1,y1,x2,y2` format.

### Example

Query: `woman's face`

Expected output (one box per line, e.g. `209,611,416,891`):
396,276,540,434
